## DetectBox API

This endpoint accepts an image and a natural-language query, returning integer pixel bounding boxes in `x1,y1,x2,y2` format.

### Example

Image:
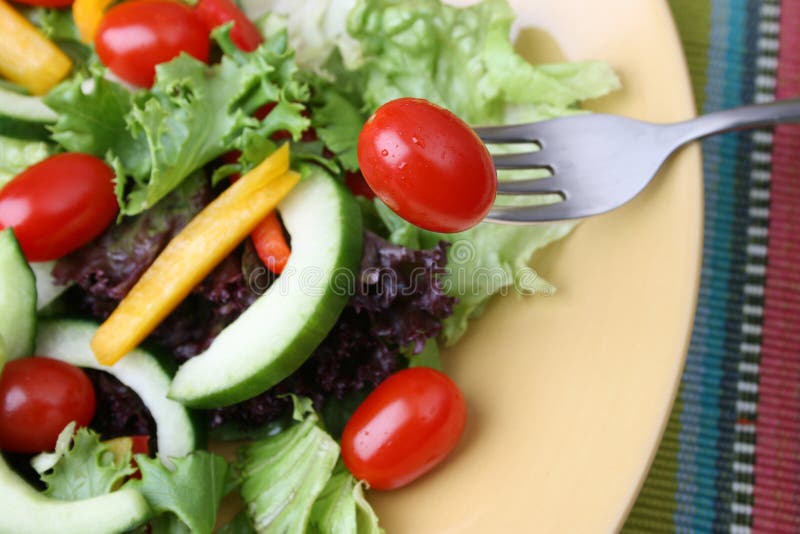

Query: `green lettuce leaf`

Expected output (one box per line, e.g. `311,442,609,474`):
46,28,310,216
242,1,363,71
0,135,54,188
44,72,146,177
308,80,366,172
406,337,442,370
128,452,229,534
39,427,136,500
346,0,620,124
376,201,575,345
34,426,230,533
237,403,339,533
309,470,383,534
236,397,384,533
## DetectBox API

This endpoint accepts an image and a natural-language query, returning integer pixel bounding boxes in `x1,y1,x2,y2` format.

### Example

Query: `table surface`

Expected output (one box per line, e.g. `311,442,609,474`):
623,1,800,532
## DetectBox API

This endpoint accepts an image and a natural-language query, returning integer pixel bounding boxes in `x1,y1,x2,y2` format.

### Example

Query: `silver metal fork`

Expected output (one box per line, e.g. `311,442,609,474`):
476,98,800,223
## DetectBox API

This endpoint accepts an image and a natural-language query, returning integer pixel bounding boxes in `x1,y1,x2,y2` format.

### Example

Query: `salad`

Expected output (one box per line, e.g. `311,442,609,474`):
0,0,620,532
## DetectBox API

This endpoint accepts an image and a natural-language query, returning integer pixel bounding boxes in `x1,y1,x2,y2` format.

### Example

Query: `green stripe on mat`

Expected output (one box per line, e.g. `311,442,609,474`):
667,0,712,111
623,391,683,532
622,1,712,530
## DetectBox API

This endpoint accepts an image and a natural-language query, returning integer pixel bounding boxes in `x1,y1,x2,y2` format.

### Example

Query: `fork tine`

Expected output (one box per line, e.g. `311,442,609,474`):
491,151,550,169
474,124,538,143
496,177,562,195
485,200,586,224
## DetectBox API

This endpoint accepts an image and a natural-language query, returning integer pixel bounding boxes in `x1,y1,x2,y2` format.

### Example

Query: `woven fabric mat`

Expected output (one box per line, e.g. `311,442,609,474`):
623,1,800,532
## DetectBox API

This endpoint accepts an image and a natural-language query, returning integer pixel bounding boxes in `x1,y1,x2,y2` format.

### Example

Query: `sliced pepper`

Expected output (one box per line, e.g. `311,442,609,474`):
91,145,299,366
251,211,291,274
0,0,72,95
72,0,116,43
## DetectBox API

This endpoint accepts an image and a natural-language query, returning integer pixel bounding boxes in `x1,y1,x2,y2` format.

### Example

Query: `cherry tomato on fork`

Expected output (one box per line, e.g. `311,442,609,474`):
95,0,210,87
341,367,467,490
0,357,96,453
0,153,118,262
357,97,497,233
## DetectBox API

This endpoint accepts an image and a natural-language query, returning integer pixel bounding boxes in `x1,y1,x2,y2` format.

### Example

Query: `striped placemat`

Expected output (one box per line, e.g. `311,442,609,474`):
623,0,800,532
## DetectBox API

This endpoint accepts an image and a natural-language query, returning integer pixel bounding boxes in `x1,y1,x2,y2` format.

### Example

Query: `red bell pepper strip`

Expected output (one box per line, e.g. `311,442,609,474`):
250,212,291,274
223,150,291,275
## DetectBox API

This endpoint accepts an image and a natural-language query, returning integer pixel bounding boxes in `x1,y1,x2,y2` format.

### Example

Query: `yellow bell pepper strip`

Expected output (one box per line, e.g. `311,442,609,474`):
73,0,116,43
91,145,299,366
0,0,73,95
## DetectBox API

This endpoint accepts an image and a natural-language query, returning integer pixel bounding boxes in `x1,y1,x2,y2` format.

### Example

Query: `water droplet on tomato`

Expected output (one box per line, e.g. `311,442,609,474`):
411,136,425,148
398,162,407,170
380,149,389,157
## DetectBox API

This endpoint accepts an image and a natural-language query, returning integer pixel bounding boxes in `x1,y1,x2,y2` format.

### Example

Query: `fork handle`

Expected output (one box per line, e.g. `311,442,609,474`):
668,98,800,145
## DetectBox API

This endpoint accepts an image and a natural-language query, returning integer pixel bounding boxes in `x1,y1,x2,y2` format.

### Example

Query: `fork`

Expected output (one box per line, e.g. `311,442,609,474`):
475,98,800,223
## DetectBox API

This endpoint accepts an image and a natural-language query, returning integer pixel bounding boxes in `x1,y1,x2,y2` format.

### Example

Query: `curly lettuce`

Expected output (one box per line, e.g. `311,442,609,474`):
45,29,310,216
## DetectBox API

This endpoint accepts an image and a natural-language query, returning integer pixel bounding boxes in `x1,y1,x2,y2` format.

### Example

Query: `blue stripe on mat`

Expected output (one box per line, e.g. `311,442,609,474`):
674,0,758,529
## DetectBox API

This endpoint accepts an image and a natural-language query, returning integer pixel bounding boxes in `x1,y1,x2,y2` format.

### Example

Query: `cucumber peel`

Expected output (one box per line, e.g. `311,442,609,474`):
169,168,363,407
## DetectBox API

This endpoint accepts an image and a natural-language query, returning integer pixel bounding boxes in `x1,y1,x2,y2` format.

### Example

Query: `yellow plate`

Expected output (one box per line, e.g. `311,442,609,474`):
368,1,702,532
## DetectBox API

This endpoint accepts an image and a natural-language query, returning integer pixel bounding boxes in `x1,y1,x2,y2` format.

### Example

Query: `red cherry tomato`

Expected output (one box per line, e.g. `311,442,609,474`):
0,153,118,262
357,98,497,233
0,357,96,453
95,0,210,88
341,367,467,490
194,0,263,52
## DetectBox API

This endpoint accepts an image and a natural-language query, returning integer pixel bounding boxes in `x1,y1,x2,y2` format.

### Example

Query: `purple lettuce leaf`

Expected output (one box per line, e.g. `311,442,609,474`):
208,231,455,432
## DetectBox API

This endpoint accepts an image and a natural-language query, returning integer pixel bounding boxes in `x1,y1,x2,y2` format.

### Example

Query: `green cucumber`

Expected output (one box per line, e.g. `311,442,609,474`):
0,343,151,534
0,229,37,359
169,168,363,408
0,86,58,124
0,116,51,141
35,319,202,461
0,86,57,142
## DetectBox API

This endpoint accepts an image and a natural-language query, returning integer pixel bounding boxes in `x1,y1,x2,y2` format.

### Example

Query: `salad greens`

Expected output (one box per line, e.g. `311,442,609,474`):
0,136,53,187
38,426,136,499
33,423,230,533
255,0,619,344
129,452,230,534
237,397,382,534
0,0,621,531
45,28,311,216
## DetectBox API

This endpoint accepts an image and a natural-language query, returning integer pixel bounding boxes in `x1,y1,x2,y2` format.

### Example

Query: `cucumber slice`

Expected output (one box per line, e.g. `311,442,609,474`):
0,86,58,124
35,319,202,461
0,229,37,359
169,168,363,408
0,116,51,141
0,343,151,534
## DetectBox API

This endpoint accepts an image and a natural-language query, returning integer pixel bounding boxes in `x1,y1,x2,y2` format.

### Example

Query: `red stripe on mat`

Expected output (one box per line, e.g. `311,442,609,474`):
753,1,800,532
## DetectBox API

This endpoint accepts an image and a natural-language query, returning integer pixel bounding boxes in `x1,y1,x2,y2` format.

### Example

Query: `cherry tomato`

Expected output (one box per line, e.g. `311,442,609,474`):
341,367,467,490
194,0,263,52
0,153,118,262
0,357,96,453
11,0,72,7
95,0,210,88
357,98,497,233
